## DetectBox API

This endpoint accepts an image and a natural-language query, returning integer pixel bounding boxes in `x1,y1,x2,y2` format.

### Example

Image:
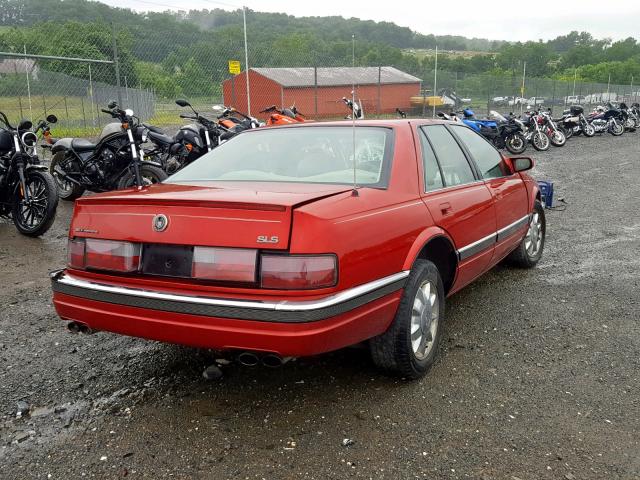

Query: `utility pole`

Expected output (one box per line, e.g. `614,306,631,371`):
243,6,251,115
432,45,438,119
112,23,122,106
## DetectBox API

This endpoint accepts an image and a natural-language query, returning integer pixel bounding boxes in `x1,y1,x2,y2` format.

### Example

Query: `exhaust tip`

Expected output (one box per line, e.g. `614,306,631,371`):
262,354,285,368
237,352,259,367
67,321,81,334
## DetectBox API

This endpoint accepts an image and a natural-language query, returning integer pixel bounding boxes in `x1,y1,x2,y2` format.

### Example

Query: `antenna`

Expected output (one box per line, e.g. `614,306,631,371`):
351,34,358,197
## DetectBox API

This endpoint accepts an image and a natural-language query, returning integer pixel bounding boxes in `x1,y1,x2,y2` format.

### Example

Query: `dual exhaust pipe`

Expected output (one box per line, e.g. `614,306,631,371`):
67,321,94,335
236,351,292,368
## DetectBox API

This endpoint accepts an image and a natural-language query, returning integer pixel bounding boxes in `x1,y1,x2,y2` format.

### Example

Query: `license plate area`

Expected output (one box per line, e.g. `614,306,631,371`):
141,244,194,278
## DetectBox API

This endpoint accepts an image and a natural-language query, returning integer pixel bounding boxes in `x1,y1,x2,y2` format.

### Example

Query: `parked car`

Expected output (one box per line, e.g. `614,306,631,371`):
527,97,546,106
51,120,545,379
508,96,528,106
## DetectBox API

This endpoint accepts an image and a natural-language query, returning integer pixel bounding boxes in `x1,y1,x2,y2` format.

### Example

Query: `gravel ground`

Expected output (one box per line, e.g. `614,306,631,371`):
1,132,639,479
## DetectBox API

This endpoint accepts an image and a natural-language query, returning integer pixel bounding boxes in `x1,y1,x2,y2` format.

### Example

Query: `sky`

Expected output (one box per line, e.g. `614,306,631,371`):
96,0,640,42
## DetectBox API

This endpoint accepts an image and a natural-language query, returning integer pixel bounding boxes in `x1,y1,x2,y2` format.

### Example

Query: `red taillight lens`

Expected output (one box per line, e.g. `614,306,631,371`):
260,255,337,290
84,239,141,272
192,247,257,282
67,238,86,269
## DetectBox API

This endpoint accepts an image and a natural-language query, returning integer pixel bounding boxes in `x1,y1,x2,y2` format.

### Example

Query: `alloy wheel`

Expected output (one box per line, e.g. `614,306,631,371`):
410,280,440,360
525,212,543,257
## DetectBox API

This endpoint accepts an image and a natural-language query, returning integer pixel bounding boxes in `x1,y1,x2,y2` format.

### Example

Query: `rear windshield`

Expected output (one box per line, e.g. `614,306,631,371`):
167,126,394,188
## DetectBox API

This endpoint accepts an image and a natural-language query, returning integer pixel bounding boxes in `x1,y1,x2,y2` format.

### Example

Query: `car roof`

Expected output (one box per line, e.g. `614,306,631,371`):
254,118,453,130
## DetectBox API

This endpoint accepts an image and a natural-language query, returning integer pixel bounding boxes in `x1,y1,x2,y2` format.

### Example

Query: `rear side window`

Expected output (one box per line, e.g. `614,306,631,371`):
418,131,444,191
421,125,475,187
450,125,509,179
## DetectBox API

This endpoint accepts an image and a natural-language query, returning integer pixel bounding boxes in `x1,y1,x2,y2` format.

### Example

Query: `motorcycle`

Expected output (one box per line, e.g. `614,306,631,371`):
259,105,306,125
145,99,227,174
0,111,58,236
587,105,624,136
519,111,550,151
487,111,528,154
539,109,566,147
49,101,166,201
618,102,638,132
630,103,640,128
558,106,595,138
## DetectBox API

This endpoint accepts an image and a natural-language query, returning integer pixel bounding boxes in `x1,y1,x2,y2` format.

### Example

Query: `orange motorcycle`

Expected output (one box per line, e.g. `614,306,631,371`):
259,105,307,125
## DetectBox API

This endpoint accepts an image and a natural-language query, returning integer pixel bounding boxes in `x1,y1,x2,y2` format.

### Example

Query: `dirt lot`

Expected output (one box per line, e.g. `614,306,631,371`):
1,133,639,479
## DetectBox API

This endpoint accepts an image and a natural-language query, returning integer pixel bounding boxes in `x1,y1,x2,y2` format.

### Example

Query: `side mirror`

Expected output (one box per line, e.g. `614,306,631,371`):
107,100,117,109
508,156,534,173
46,114,58,124
176,99,190,107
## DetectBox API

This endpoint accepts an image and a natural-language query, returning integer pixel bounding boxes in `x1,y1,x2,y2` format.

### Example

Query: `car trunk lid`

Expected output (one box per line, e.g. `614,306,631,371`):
71,182,351,250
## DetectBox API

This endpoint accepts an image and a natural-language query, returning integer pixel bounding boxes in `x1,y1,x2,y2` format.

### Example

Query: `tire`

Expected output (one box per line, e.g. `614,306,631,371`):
609,122,624,136
116,163,168,190
531,131,550,151
505,133,527,154
12,170,59,237
50,152,85,201
549,130,566,147
582,123,595,137
507,201,545,268
369,259,445,379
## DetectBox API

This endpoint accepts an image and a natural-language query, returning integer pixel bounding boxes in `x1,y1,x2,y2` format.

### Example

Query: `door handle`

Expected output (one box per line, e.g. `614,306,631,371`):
439,202,452,215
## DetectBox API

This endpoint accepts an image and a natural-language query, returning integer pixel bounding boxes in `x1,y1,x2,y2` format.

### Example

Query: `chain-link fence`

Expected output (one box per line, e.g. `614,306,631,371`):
1,9,639,136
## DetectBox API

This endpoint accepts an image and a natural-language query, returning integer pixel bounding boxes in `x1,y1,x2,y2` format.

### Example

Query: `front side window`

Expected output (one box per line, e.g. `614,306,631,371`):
167,126,393,188
450,125,509,179
421,125,475,187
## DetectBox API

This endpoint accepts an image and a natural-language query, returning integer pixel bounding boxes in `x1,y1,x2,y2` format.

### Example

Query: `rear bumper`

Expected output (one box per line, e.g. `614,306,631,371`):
50,270,407,356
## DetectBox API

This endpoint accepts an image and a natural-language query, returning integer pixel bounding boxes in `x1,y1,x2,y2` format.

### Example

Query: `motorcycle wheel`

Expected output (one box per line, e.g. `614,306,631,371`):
505,133,527,154
12,170,59,237
531,132,550,151
582,124,595,137
610,123,624,136
117,163,168,190
549,130,566,147
561,126,573,140
50,152,86,201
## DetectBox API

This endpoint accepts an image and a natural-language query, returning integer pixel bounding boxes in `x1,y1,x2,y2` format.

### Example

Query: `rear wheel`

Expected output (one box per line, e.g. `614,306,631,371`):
505,133,527,154
549,130,566,147
12,170,58,237
507,201,545,268
50,152,85,201
531,131,550,151
369,259,445,379
116,163,167,190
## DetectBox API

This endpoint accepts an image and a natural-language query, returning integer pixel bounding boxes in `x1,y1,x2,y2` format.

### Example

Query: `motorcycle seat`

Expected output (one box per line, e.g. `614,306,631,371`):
72,139,97,152
148,130,175,146
143,124,165,134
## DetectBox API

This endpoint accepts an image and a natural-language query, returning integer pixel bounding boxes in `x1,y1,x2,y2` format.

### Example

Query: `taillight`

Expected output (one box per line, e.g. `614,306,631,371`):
67,238,86,269
260,255,337,290
192,247,257,282
67,238,140,272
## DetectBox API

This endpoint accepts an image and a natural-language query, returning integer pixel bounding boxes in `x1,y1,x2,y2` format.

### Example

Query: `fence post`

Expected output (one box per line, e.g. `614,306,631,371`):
112,23,122,106
64,96,69,122
314,66,318,118
18,96,24,118
377,66,381,116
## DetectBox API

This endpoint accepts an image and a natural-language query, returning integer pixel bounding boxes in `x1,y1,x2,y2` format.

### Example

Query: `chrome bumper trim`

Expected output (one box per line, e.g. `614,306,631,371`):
51,270,409,323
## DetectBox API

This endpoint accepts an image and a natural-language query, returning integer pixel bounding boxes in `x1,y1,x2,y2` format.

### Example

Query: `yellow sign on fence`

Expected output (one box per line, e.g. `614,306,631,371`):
228,60,241,75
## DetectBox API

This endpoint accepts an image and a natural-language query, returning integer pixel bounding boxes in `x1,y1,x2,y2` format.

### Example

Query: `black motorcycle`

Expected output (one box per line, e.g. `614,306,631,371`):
0,111,58,236
557,105,595,138
49,102,166,201
488,111,528,154
145,99,238,175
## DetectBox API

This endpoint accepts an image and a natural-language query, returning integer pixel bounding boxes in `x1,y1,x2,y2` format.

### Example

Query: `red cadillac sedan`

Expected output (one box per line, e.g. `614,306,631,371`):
51,120,545,378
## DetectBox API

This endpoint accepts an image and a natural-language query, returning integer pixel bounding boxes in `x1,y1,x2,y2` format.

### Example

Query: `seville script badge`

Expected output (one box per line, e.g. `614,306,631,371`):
152,214,169,232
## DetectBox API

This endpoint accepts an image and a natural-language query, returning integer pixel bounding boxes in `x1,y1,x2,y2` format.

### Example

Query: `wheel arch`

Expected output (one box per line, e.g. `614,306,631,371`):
403,228,458,295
